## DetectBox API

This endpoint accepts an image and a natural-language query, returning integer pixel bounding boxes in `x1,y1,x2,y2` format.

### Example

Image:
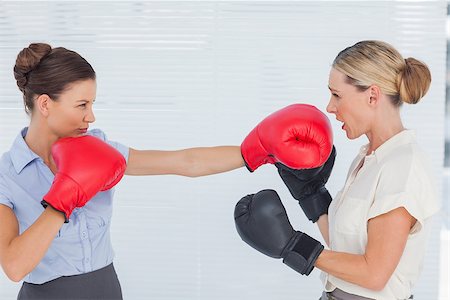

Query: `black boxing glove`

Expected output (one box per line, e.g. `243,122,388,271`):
234,189,323,275
275,146,336,222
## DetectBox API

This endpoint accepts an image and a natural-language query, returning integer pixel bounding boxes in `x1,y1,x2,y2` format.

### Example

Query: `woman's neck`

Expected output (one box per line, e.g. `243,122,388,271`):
24,121,57,166
365,110,404,155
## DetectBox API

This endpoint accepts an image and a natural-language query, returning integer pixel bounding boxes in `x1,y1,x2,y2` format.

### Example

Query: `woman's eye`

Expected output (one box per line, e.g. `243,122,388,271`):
79,103,87,107
332,93,340,98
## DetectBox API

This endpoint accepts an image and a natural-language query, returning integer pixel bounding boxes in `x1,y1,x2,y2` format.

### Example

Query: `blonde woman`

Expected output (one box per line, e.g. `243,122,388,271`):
235,40,440,300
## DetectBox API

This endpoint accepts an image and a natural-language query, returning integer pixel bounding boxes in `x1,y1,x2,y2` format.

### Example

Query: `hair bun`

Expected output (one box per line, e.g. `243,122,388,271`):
14,43,52,90
397,57,431,105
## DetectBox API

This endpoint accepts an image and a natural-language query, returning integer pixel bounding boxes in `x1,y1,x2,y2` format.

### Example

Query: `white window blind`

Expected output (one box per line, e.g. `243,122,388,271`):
0,1,447,299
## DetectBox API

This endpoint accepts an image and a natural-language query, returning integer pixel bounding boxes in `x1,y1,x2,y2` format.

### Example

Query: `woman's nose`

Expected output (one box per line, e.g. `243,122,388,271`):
326,99,335,114
84,108,96,123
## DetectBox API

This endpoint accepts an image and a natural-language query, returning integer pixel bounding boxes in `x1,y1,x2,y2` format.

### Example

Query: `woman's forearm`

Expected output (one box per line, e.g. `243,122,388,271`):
3,207,64,282
184,146,244,177
315,250,385,291
126,146,245,176
315,207,413,292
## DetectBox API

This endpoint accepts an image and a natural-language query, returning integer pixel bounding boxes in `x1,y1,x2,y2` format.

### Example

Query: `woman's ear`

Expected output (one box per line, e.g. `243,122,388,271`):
368,85,381,107
35,94,52,117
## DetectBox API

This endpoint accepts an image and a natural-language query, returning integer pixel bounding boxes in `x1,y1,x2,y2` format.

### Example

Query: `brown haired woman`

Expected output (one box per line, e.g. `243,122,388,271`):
0,42,335,299
0,43,244,299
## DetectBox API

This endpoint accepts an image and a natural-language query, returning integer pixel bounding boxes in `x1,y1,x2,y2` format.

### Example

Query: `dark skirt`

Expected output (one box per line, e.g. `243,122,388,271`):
319,288,413,300
17,263,122,300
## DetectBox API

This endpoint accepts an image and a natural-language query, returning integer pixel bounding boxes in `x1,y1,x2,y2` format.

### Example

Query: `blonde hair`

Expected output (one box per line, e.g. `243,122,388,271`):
332,40,431,106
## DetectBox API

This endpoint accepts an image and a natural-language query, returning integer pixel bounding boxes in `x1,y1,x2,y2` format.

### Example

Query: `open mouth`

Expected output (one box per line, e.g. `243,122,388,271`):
336,118,345,130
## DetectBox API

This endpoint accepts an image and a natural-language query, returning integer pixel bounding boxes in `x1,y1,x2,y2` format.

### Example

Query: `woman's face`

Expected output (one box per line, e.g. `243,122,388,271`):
326,68,372,140
46,79,97,138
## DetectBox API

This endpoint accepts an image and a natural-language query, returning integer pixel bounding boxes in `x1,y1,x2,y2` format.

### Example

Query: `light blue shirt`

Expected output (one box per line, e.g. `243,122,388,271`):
0,127,129,284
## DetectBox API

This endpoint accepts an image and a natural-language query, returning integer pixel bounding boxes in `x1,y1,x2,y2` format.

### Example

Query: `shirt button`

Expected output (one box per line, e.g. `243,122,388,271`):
81,231,87,238
86,258,90,263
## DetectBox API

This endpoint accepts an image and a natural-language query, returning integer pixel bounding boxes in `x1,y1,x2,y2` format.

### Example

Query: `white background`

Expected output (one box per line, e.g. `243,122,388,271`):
0,1,448,299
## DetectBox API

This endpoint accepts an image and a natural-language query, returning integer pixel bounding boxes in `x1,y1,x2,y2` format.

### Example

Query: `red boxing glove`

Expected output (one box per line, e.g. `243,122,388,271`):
241,104,333,172
42,135,126,222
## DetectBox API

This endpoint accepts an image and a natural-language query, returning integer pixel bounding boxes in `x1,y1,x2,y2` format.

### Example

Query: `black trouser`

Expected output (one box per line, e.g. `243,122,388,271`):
319,288,413,300
17,263,122,300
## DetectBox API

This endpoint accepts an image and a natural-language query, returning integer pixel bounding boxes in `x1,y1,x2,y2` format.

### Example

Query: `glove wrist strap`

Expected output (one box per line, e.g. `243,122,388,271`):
282,231,324,275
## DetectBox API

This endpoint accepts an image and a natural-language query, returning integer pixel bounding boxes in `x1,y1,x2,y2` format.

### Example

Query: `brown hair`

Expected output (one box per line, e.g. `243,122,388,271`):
13,43,96,114
332,40,431,106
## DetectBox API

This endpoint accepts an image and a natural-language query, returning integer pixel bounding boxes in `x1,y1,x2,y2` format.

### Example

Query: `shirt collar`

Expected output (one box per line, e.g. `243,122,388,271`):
10,127,41,174
358,129,416,162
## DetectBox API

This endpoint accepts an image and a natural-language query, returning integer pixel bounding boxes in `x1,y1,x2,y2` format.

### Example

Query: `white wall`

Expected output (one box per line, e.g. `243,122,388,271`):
0,1,447,299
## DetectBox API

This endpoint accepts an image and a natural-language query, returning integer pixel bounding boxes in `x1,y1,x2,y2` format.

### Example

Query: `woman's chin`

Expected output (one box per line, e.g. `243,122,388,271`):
344,128,356,140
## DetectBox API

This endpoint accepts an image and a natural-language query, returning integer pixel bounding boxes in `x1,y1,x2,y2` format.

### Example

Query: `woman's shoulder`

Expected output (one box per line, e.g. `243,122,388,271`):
0,153,14,206
0,151,13,177
376,141,437,192
85,128,129,160
86,128,108,141
380,137,429,167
